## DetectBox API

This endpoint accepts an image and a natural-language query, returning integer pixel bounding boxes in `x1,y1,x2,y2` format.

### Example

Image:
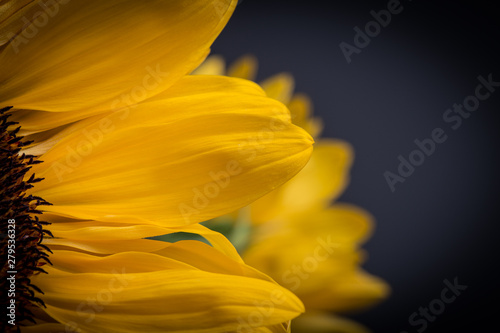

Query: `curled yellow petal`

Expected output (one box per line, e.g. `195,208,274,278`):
47,220,243,262
32,243,305,333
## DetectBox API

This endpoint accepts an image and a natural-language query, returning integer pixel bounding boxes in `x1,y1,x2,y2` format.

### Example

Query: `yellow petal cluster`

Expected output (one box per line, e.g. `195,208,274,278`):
30,224,304,333
197,55,389,333
1,1,313,332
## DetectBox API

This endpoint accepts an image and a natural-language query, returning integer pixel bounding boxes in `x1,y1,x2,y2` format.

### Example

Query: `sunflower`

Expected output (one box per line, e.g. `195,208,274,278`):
197,56,390,333
1,1,314,332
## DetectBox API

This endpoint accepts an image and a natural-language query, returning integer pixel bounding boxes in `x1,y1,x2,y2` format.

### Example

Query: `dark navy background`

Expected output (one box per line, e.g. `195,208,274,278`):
212,1,500,332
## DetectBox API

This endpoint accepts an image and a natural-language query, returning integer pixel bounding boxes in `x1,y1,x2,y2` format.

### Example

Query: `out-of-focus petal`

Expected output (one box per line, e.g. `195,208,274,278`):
228,54,258,81
300,270,390,312
192,55,226,75
251,140,352,223
288,93,323,137
260,73,295,104
32,242,305,333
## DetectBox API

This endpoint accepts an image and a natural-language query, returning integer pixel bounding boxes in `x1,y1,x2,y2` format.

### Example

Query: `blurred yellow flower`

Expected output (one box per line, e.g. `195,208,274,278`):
1,1,313,332
197,55,390,333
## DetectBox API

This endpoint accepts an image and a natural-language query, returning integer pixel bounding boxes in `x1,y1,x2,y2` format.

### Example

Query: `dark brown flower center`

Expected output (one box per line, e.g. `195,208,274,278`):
1,106,53,331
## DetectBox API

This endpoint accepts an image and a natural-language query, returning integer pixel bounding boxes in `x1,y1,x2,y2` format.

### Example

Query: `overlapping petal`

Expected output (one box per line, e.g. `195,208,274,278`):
45,217,242,261
27,76,313,226
1,3,319,332
0,0,35,47
250,140,352,224
195,55,389,332
243,206,388,312
287,94,323,137
260,74,295,105
1,0,236,127
30,241,304,333
299,270,389,312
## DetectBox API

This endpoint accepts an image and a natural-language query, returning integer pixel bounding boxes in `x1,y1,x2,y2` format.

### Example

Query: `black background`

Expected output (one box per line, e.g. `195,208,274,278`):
212,1,500,332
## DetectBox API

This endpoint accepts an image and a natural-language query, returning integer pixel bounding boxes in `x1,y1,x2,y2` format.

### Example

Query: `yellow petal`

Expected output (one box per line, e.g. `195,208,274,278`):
47,220,243,262
300,270,390,312
288,93,312,126
243,205,379,306
260,73,295,104
192,55,226,75
43,238,169,255
9,108,105,137
32,245,304,333
288,204,374,243
249,204,374,249
244,231,362,296
39,272,302,333
0,0,36,47
44,239,265,285
277,140,353,212
30,75,313,227
288,93,323,137
20,112,109,156
47,248,193,273
164,224,244,263
246,235,388,312
228,54,258,81
251,140,352,223
1,0,236,119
